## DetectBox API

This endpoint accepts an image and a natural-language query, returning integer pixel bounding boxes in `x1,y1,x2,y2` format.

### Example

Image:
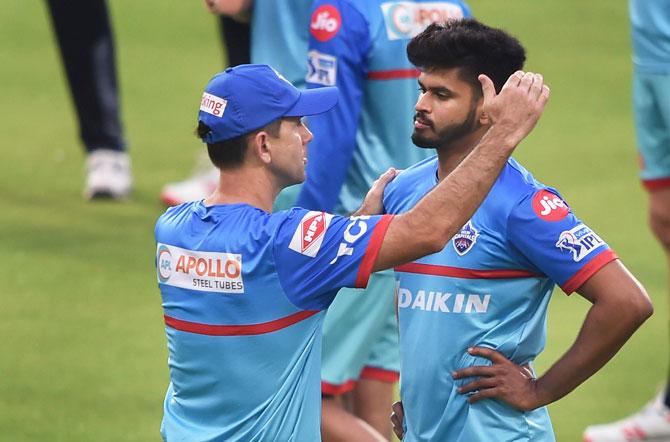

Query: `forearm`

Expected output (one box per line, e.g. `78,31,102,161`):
374,126,515,270
410,125,515,239
533,300,647,407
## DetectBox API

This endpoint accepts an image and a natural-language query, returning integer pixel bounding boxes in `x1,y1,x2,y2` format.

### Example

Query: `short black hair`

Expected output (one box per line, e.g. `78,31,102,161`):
196,119,282,169
407,19,526,94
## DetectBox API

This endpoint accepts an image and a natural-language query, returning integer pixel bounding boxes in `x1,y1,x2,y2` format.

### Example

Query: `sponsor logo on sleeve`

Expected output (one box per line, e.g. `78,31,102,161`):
330,216,370,265
289,211,334,257
380,2,465,40
555,224,604,262
452,220,478,256
310,4,342,42
156,243,244,293
200,92,227,117
306,50,337,86
532,189,569,221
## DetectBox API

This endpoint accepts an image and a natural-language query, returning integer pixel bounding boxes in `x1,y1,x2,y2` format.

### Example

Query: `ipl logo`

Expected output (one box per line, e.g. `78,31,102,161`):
157,245,172,282
453,220,478,256
555,224,604,262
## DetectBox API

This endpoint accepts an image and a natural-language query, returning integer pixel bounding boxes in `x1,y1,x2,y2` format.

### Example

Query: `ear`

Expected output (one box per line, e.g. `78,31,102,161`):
474,95,490,126
251,130,272,165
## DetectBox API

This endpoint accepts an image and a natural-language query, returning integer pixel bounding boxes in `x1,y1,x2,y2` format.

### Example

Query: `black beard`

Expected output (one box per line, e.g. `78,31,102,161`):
411,100,479,150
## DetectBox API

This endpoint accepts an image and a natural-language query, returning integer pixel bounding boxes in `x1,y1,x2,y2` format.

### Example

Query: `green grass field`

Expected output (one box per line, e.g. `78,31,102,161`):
1,1,665,441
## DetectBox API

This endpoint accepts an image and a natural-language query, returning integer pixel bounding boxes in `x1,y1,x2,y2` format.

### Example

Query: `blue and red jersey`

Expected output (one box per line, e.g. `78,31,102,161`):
297,0,471,213
384,156,617,442
155,202,392,441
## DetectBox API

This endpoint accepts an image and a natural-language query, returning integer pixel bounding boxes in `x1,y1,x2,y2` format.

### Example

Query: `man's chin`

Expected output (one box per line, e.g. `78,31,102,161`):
411,133,438,149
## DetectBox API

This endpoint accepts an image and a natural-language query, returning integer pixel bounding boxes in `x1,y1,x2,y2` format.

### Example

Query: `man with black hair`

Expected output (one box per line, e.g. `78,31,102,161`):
154,62,550,441
298,1,472,440
384,20,652,441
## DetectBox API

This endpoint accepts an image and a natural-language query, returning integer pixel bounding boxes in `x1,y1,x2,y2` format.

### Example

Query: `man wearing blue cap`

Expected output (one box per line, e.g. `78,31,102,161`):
154,63,550,441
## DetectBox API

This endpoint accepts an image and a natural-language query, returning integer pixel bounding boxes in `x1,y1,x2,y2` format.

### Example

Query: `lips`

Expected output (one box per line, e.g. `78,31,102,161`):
414,113,432,128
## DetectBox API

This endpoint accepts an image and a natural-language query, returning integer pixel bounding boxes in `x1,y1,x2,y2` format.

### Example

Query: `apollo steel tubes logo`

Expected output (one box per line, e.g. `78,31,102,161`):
156,243,244,294
380,2,466,40
157,245,173,283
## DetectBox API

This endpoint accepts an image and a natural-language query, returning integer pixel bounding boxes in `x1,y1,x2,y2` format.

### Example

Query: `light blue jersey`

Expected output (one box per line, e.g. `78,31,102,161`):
384,157,618,442
251,0,312,209
630,0,670,189
155,202,392,441
297,0,471,213
251,0,311,88
630,0,670,74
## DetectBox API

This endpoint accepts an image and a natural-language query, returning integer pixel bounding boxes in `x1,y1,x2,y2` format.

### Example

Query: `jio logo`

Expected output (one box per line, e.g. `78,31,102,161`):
157,245,172,282
532,189,569,222
310,5,341,42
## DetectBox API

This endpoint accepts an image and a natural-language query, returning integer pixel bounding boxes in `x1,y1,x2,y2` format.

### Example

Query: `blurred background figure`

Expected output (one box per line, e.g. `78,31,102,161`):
299,1,471,441
46,0,132,200
160,0,311,209
584,0,670,440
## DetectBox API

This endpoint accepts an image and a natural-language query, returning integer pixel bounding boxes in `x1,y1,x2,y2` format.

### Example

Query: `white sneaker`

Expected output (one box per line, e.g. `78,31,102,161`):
583,390,670,441
160,166,218,206
84,149,132,200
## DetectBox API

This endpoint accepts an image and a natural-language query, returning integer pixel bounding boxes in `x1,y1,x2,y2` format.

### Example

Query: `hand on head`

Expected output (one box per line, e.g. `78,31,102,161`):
479,71,550,148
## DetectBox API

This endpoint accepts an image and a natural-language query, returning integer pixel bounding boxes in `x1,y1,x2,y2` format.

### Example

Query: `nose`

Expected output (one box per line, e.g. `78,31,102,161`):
415,92,430,113
300,123,313,144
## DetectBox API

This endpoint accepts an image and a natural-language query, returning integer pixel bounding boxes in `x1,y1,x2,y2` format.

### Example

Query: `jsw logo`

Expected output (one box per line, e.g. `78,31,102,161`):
398,287,490,313
330,216,369,265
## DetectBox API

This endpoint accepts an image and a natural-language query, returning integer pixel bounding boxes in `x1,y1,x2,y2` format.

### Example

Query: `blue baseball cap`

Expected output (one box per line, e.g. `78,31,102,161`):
197,64,339,143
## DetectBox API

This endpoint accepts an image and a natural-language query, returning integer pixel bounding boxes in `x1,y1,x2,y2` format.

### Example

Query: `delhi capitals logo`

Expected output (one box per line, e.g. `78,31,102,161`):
453,221,478,256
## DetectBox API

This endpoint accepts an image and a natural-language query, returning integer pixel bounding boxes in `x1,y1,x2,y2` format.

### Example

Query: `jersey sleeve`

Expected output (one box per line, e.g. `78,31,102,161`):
295,0,370,211
273,208,393,310
507,188,618,294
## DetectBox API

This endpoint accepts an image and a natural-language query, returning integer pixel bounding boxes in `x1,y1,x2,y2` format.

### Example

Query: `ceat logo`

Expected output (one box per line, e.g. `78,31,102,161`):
310,4,341,42
532,189,569,221
289,211,334,257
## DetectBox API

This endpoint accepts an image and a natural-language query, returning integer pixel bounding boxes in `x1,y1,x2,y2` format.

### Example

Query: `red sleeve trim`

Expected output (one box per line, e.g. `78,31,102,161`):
355,215,394,288
642,177,670,192
321,379,357,396
164,310,319,336
360,366,399,383
561,250,618,294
